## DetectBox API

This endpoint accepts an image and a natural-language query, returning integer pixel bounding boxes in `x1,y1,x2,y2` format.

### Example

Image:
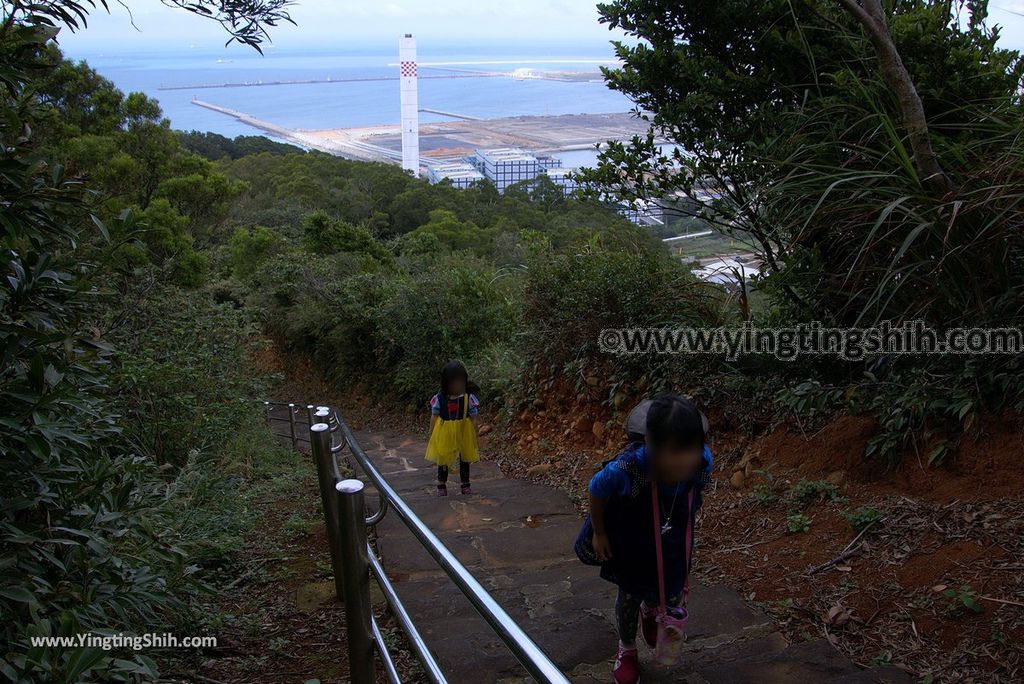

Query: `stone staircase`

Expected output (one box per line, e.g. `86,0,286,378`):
350,427,912,684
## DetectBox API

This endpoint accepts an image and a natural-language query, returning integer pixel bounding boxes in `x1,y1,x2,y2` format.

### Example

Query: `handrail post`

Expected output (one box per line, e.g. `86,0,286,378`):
336,479,375,684
306,404,315,428
288,403,297,448
333,411,571,684
310,423,345,600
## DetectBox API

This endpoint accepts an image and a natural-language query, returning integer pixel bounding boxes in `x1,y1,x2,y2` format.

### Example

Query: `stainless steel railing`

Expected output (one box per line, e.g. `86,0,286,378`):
267,401,570,684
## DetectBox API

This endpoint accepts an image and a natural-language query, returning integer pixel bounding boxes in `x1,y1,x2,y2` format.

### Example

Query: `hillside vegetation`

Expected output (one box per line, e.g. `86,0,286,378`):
2,0,1023,681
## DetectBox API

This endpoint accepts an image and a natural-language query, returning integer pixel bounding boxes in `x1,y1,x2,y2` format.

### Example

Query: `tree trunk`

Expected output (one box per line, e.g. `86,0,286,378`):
833,0,957,197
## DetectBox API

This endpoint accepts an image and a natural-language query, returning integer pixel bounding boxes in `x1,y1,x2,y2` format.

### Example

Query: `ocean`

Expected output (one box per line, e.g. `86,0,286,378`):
72,45,636,157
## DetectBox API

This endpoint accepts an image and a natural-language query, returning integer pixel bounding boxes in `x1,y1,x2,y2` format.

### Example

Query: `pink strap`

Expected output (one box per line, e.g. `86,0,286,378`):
651,483,697,613
650,483,667,612
683,489,695,603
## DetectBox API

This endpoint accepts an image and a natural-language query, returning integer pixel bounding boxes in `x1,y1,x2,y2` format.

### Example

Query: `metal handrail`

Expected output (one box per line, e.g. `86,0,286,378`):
330,409,570,684
272,402,570,684
372,614,402,684
320,411,387,526
367,550,447,684
266,403,387,527
264,401,316,449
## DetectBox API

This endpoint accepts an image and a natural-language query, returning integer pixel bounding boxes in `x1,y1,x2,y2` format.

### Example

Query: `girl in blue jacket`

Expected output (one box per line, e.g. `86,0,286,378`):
586,394,712,684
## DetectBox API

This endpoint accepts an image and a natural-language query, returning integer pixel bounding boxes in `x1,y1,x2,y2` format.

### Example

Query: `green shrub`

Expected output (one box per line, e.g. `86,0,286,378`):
404,208,498,256
786,513,812,534
1,29,191,677
841,506,883,532
789,479,841,506
374,256,520,399
229,225,281,278
108,278,261,467
521,242,721,376
751,468,778,504
300,210,392,264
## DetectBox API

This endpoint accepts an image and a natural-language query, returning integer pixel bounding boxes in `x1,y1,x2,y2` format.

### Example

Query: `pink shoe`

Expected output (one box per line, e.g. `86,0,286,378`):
613,645,640,684
460,483,473,495
436,484,448,497
640,602,657,648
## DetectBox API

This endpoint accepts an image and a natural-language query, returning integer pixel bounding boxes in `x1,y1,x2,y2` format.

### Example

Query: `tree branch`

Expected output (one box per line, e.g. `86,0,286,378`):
831,0,957,197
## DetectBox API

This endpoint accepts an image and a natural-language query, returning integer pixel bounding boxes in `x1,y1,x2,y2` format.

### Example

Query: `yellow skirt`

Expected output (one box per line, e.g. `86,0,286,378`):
425,418,479,467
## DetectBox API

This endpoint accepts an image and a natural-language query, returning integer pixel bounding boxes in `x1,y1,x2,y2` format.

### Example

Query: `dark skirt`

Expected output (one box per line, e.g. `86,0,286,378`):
601,487,694,598
574,485,696,599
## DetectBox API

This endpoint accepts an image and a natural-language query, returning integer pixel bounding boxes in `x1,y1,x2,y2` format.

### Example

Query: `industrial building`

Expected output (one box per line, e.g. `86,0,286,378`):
431,148,579,195
543,167,578,195
427,162,486,188
537,155,563,171
471,148,541,192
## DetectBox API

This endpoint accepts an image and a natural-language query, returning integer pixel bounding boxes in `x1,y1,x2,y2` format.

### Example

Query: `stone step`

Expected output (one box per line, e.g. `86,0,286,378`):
675,639,914,684
284,422,915,684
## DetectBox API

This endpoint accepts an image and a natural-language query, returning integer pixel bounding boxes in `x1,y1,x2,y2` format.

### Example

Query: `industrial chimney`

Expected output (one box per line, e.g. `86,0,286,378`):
399,34,420,175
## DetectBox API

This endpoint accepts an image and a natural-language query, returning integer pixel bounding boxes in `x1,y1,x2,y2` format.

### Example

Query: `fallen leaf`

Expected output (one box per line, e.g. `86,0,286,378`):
826,604,851,626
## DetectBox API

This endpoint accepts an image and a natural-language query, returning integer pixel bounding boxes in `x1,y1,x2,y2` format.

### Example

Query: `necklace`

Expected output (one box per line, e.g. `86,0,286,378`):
659,485,681,535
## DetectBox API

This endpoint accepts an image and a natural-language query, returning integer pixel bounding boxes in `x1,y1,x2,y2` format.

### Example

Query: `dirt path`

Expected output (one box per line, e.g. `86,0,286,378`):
352,426,912,684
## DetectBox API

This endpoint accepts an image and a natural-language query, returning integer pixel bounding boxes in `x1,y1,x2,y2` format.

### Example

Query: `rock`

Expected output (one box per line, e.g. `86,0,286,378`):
585,375,600,387
592,421,606,439
730,470,746,489
478,424,493,436
826,470,846,485
533,398,546,409
612,391,628,409
527,463,552,478
571,416,593,433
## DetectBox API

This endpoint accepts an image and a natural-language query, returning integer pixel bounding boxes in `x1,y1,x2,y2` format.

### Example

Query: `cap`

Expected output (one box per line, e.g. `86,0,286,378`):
624,399,653,436
624,399,710,437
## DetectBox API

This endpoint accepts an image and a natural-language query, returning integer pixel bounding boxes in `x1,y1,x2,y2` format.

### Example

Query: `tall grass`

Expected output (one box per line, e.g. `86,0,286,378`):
750,89,1024,463
756,92,1024,329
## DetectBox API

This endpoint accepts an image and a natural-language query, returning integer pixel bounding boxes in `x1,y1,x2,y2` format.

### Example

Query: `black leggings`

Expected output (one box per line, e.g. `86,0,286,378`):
615,588,682,646
437,461,470,485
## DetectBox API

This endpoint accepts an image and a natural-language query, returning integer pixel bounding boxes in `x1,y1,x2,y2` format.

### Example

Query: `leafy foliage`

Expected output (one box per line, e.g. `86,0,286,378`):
786,513,812,534
0,0,301,679
841,506,883,532
178,130,303,160
1,12,184,682
789,479,842,506
942,584,984,616
584,0,1024,460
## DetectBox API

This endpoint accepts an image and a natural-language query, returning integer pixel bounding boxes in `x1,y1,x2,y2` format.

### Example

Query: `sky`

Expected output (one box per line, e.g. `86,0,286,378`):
58,0,627,54
56,0,1024,56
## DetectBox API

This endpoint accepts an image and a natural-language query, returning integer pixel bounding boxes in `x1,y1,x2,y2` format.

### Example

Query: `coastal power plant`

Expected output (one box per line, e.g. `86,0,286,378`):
187,34,654,189
399,34,420,175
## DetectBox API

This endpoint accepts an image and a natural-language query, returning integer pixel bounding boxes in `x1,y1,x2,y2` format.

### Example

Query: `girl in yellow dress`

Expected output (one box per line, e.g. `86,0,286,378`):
426,361,480,496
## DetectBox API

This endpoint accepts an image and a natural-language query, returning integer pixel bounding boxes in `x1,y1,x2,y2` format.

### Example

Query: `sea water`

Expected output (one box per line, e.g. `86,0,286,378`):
70,44,636,165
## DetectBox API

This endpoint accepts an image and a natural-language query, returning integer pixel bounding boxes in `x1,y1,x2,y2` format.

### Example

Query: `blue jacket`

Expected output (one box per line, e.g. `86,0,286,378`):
587,443,713,598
